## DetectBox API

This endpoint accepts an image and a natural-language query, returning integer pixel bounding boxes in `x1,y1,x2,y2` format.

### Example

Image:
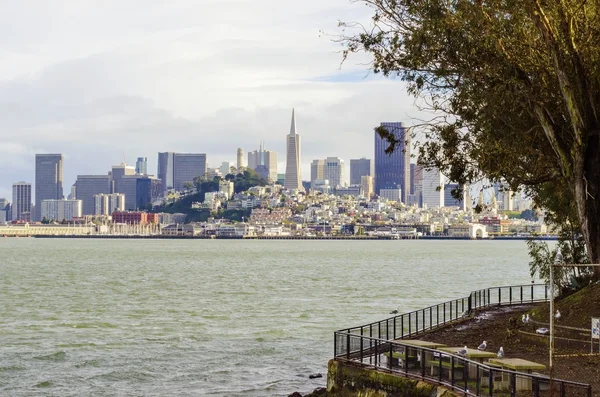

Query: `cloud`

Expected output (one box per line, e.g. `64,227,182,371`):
0,0,426,201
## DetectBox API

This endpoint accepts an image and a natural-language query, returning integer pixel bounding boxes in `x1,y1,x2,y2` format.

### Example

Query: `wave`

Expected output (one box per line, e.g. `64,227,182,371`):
34,351,66,361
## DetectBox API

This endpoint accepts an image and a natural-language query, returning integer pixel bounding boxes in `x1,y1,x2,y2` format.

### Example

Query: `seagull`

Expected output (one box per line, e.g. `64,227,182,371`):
477,340,487,351
524,314,530,324
456,346,468,356
555,310,561,320
522,314,526,323
390,309,399,315
497,347,504,358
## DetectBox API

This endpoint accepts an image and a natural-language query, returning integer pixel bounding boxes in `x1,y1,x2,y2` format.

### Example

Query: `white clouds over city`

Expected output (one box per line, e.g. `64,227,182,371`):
0,0,422,200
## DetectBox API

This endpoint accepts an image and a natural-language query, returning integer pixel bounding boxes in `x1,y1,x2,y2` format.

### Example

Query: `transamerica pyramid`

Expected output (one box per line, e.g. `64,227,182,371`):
284,109,302,191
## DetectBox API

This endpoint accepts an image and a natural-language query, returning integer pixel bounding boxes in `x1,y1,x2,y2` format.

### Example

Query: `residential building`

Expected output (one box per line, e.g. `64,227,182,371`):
247,142,278,182
136,157,148,174
94,193,125,215
350,158,372,185
422,167,444,208
41,199,82,221
35,154,63,221
173,153,207,191
76,175,112,215
374,122,410,203
157,152,175,192
284,109,302,190
12,182,32,221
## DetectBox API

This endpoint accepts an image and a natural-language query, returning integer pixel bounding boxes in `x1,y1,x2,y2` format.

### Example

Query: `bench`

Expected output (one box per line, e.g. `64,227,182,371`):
383,351,418,368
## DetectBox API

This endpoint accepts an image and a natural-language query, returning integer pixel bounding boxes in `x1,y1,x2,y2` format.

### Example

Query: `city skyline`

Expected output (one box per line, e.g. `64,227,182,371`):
0,1,428,201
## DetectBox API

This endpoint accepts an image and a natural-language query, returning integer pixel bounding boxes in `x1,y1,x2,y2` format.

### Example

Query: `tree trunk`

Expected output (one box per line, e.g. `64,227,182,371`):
574,130,600,274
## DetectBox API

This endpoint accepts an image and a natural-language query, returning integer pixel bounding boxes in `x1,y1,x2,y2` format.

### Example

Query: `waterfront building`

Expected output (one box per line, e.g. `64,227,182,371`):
112,211,158,225
136,157,148,174
35,154,63,221
157,152,174,192
422,167,444,208
350,158,372,185
374,122,410,203
12,182,32,221
173,153,207,192
237,148,245,170
94,193,125,215
75,175,112,215
247,142,278,182
284,109,302,191
361,175,374,199
41,199,82,221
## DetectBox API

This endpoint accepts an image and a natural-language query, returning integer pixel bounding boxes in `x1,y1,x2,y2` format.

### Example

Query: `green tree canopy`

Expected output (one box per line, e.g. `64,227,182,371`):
340,0,600,269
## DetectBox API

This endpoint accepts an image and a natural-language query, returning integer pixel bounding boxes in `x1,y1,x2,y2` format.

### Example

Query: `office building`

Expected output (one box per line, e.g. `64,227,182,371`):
350,158,372,185
380,188,402,202
157,152,175,192
422,167,444,208
410,163,416,195
173,153,207,192
76,175,112,215
136,157,148,174
310,159,325,188
111,163,135,193
247,142,278,182
94,193,125,215
136,177,162,210
323,157,345,188
35,154,63,221
0,198,9,223
361,176,374,199
220,162,233,176
374,122,410,203
41,199,82,221
12,182,32,221
284,109,302,191
237,148,245,170
444,183,463,208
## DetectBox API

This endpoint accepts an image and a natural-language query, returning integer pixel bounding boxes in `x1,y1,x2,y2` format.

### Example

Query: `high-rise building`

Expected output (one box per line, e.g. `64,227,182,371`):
157,152,175,192
35,154,63,221
247,142,278,182
173,153,207,191
136,157,148,175
410,163,416,195
12,182,32,221
284,109,302,191
220,162,233,177
76,175,112,215
374,122,410,203
237,148,245,170
422,167,444,208
323,157,345,188
350,158,372,185
118,175,145,210
361,176,374,199
411,164,424,207
310,159,325,186
136,177,162,210
94,193,125,215
111,163,135,193
0,198,10,223
443,183,470,211
41,199,82,221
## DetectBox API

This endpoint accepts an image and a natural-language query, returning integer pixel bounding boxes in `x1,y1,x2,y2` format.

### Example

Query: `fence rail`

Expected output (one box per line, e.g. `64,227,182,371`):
336,284,549,341
333,284,593,396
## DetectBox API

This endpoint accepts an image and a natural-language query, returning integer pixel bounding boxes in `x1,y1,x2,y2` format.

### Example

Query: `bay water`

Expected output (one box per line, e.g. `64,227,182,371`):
0,239,537,396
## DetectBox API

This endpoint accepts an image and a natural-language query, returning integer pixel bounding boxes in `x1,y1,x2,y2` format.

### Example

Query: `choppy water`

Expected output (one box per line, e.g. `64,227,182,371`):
0,239,538,396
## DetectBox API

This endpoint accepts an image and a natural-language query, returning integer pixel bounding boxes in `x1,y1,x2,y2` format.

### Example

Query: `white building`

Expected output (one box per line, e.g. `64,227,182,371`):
379,188,402,202
422,167,444,208
323,157,345,188
284,109,302,191
219,180,234,199
248,142,278,183
94,193,125,215
41,199,82,221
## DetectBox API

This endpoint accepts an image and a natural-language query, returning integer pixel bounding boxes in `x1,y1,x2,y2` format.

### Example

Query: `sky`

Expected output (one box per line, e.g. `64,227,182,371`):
0,0,426,201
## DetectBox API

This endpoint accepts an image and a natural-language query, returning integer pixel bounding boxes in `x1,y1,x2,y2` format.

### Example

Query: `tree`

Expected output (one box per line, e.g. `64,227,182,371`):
339,0,600,270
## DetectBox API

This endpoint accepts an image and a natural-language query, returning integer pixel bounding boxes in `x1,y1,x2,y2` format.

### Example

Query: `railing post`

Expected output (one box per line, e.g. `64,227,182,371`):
408,314,412,336
560,382,566,397
401,316,404,339
437,305,439,326
378,322,381,340
393,317,396,340
360,334,364,363
421,347,426,378
450,356,455,386
499,288,502,305
509,287,512,305
489,369,494,397
533,378,539,397
438,354,443,382
422,309,425,332
374,338,378,367
430,307,432,329
520,285,523,303
334,332,338,357
386,319,389,340
450,300,453,320
389,343,393,369
531,283,534,301
510,372,516,397
443,302,446,323
468,295,472,314
346,334,350,360
476,362,481,395
416,311,419,334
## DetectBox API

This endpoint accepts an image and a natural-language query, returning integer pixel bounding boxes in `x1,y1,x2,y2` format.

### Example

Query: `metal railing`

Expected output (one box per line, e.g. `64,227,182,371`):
333,335,592,397
336,284,549,341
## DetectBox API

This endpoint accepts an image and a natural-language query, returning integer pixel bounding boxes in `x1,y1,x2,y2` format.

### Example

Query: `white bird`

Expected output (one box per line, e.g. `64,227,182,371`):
477,340,487,351
497,347,504,358
456,346,468,356
524,314,530,324
555,310,561,320
522,314,526,323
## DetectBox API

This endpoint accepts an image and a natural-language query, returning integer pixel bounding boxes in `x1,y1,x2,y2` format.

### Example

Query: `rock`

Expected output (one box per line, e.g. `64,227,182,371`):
288,393,303,397
309,373,323,379
308,387,328,396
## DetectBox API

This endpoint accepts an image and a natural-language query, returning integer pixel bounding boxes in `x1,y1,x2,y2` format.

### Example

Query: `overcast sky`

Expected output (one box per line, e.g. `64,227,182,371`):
0,0,425,201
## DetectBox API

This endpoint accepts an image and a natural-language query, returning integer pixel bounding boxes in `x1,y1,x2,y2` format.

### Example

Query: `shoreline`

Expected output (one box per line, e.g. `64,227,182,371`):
4,235,559,240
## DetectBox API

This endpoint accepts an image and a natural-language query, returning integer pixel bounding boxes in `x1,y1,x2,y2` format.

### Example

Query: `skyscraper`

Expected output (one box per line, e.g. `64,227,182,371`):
284,109,302,191
35,154,63,221
310,159,325,186
237,148,245,170
12,182,32,221
323,157,345,188
422,167,444,208
157,152,174,192
350,158,372,185
247,142,278,182
111,163,135,193
374,122,410,203
173,153,207,191
76,175,112,215
136,157,148,174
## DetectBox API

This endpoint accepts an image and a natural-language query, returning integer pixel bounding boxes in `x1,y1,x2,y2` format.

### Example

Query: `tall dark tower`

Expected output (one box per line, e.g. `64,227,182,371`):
374,122,410,203
35,154,63,221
